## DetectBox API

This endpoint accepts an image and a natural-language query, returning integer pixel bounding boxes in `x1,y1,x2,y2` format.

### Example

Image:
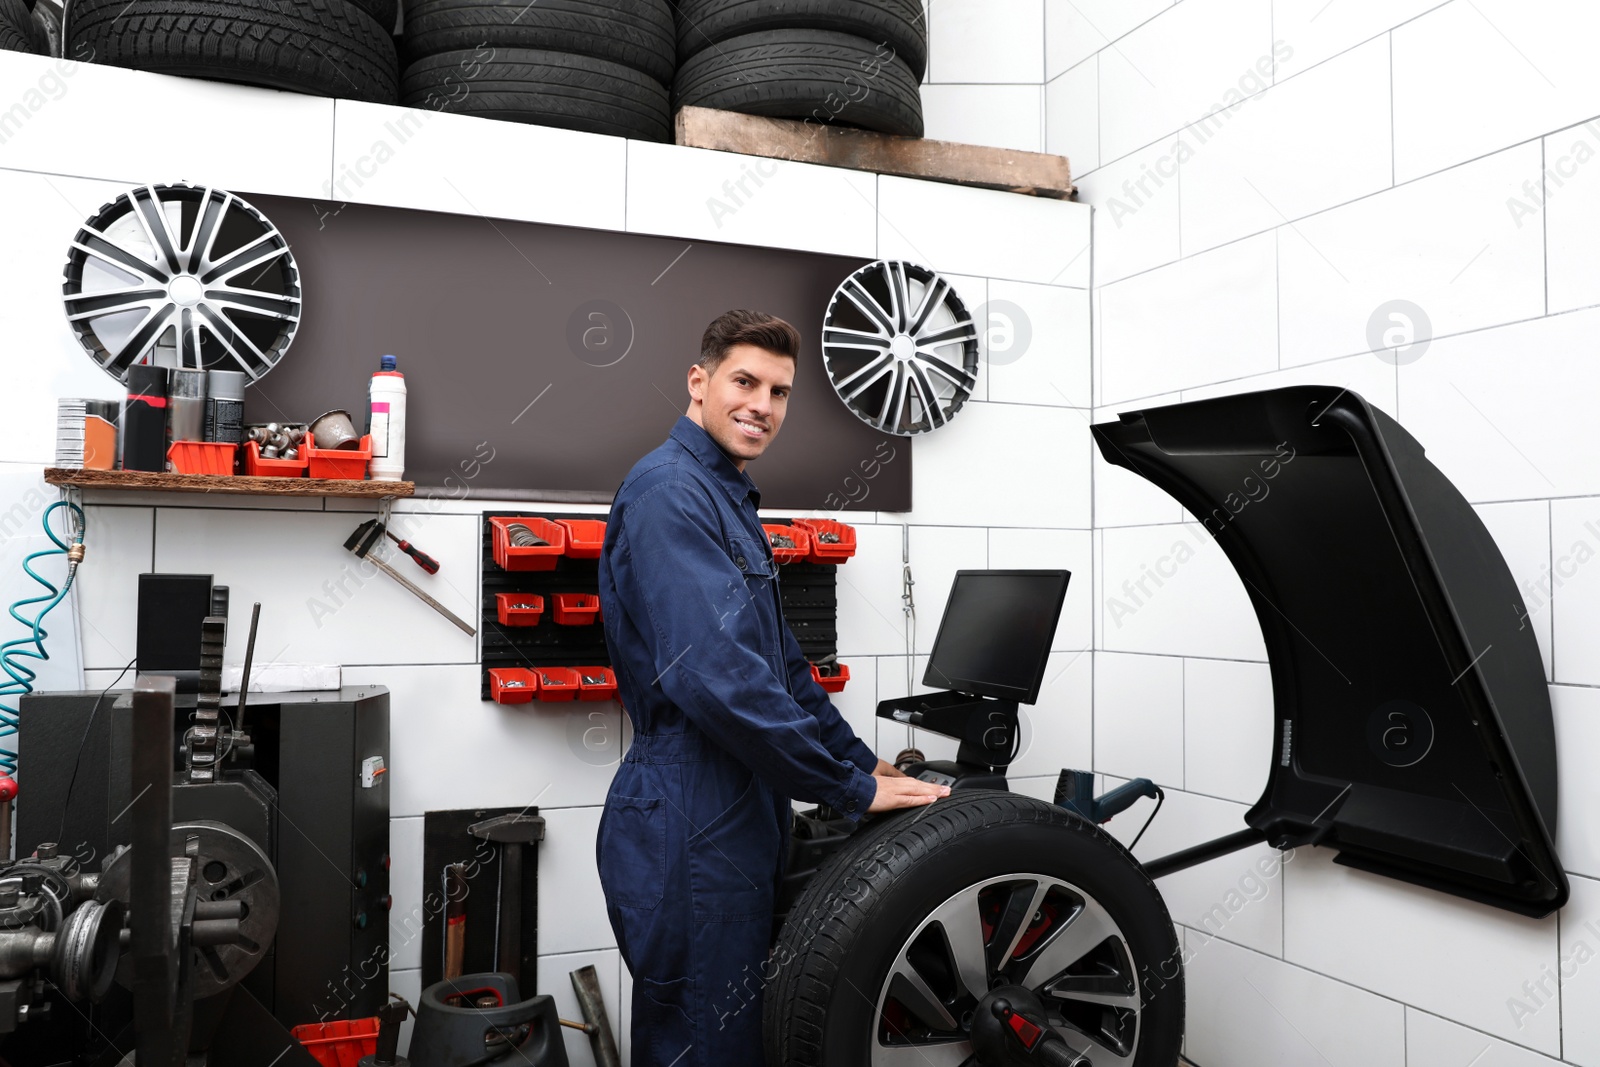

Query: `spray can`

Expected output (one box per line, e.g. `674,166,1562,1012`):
367,355,407,482
203,370,246,444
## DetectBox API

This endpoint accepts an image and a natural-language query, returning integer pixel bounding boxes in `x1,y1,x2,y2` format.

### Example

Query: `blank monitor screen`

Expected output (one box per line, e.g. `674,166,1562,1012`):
922,570,1071,704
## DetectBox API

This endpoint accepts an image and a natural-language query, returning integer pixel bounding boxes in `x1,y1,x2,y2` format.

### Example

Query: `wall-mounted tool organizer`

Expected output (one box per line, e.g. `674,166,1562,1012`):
480,512,856,702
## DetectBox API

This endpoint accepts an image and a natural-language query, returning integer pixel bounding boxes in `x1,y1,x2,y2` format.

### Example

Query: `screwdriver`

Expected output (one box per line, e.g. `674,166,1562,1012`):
381,523,440,573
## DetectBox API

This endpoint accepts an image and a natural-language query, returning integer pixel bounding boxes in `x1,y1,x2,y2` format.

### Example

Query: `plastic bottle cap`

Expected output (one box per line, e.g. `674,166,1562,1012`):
380,355,397,371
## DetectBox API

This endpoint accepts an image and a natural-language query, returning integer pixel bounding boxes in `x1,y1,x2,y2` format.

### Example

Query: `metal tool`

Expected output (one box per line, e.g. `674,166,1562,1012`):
570,964,621,1067
443,864,468,980
235,602,260,731
467,812,546,986
358,993,413,1067
344,520,476,636
382,526,440,574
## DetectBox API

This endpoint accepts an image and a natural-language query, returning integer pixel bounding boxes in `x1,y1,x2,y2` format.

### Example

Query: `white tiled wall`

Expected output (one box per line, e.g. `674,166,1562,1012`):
1058,0,1600,1062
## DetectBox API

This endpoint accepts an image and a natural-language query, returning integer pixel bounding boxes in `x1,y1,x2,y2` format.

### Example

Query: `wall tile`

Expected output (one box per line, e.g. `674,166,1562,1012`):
826,655,880,765
1099,522,1267,661
1097,232,1278,404
385,817,426,972
536,807,614,954
1474,501,1552,682
1098,0,1274,164
1091,396,1188,529
1399,308,1600,504
1406,1007,1566,1067
536,949,623,1067
1561,875,1600,1067
1010,648,1093,778
1186,935,1406,1067
1273,0,1444,79
1178,37,1392,256
987,527,1093,652
1283,848,1560,1053
904,525,989,656
74,505,149,670
1093,651,1183,787
1044,57,1098,175
0,53,334,196
891,403,1092,528
877,175,1091,287
1075,136,1182,286
1280,142,1544,368
1046,0,1173,79
984,280,1090,408
330,101,627,231
1550,685,1600,880
344,664,621,818
1392,0,1600,183
836,523,911,658
927,0,1043,84
1180,350,1398,418
626,142,877,258
153,510,479,668
920,84,1043,153
1184,658,1273,806
1544,118,1600,315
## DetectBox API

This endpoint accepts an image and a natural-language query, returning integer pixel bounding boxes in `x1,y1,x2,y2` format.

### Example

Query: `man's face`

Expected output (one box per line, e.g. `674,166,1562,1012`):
686,344,794,469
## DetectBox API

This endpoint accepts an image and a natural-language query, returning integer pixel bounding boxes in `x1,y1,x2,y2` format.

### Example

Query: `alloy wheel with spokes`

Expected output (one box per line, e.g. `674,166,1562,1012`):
62,183,302,383
822,259,979,435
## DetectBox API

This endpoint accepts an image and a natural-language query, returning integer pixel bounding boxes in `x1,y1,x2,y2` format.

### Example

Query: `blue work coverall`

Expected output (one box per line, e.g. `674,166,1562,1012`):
596,417,879,1066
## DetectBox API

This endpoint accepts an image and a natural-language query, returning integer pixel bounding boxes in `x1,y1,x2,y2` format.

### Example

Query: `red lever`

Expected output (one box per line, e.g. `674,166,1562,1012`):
1007,1010,1044,1049
0,774,19,802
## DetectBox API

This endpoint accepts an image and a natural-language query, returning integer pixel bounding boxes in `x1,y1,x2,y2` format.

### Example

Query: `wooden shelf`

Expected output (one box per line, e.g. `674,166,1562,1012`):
44,468,414,498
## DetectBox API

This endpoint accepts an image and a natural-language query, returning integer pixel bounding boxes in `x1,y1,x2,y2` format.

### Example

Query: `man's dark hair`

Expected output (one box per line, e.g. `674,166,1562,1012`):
698,310,801,371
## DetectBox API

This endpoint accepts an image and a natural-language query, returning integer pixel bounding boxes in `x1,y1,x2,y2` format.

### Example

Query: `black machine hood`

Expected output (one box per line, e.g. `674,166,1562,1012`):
1093,386,1566,917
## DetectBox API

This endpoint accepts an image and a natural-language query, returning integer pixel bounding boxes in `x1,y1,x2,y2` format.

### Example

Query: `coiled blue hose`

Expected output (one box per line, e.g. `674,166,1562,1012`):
0,500,86,776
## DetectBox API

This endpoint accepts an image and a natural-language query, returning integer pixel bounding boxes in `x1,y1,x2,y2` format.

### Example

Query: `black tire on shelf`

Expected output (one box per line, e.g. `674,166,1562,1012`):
763,791,1186,1067
675,0,926,81
673,28,924,138
401,48,671,141
66,0,400,103
401,0,675,85
0,0,42,52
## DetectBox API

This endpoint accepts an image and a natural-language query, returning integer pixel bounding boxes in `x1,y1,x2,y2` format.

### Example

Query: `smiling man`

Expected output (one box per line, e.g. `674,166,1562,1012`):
595,310,947,1065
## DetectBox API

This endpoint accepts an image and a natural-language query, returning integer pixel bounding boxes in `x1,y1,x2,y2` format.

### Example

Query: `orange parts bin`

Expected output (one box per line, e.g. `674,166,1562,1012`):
557,518,607,559
292,1018,380,1067
534,667,580,701
167,440,235,475
810,662,850,693
495,593,545,627
552,593,600,626
489,668,538,704
793,518,857,563
577,666,618,701
489,516,567,571
762,524,812,565
244,439,308,477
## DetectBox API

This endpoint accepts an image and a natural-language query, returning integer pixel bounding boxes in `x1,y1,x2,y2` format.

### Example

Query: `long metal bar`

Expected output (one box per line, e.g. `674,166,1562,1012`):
131,675,178,1065
368,553,477,636
1141,827,1268,881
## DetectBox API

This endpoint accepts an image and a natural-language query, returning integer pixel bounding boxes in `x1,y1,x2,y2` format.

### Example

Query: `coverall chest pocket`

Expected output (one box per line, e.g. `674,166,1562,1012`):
719,535,777,655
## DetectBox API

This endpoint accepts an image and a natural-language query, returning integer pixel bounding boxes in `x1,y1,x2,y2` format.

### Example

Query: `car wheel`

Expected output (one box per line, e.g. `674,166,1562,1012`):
401,48,671,141
67,0,400,103
675,0,926,80
764,791,1185,1066
0,0,43,52
402,0,676,85
672,28,924,138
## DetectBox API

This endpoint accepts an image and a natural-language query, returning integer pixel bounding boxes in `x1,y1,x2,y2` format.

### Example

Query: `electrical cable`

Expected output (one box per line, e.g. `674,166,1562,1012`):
0,500,87,776
1128,786,1165,853
56,657,136,846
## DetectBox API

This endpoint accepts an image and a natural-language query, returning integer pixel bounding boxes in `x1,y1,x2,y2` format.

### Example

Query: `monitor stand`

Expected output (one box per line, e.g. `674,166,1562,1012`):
875,689,1020,792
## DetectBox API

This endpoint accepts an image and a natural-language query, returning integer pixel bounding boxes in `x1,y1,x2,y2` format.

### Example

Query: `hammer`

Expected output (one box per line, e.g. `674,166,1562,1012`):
344,519,476,636
467,812,545,986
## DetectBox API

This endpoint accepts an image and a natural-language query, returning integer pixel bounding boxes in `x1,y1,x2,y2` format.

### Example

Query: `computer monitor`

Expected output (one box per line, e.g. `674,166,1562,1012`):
922,570,1070,705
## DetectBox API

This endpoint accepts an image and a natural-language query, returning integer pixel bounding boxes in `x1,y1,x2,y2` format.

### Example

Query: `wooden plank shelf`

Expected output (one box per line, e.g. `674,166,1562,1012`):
44,468,414,498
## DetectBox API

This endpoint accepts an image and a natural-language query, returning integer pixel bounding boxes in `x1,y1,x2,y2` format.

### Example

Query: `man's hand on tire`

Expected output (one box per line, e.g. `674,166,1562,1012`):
868,766,948,812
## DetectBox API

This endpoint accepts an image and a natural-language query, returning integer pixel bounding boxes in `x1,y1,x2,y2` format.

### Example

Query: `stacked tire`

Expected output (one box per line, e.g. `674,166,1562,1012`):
672,0,927,137
65,0,400,103
399,0,676,142
0,0,48,54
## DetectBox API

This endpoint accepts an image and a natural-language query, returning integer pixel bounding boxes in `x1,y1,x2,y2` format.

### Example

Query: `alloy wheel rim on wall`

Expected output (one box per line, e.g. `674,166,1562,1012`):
822,259,979,436
873,872,1142,1065
62,184,301,383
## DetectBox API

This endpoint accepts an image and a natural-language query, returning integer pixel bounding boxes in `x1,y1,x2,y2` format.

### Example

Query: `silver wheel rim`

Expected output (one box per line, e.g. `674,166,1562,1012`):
62,183,301,383
822,260,978,435
872,872,1142,1065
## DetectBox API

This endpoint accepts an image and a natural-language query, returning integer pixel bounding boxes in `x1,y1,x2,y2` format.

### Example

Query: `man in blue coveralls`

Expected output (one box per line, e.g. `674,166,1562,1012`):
596,310,949,1065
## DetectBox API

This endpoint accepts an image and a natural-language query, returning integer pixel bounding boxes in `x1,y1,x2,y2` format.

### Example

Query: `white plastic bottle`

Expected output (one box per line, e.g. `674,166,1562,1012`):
368,354,407,482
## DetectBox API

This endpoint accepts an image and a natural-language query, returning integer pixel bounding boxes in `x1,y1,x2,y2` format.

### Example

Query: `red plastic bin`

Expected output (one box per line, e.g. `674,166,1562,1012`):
577,666,618,701
552,593,601,626
306,433,372,481
292,1017,380,1067
793,519,857,564
489,516,567,572
168,440,235,475
534,667,580,701
489,667,538,704
495,593,544,627
557,519,607,559
762,524,812,565
810,662,850,693
243,439,308,477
